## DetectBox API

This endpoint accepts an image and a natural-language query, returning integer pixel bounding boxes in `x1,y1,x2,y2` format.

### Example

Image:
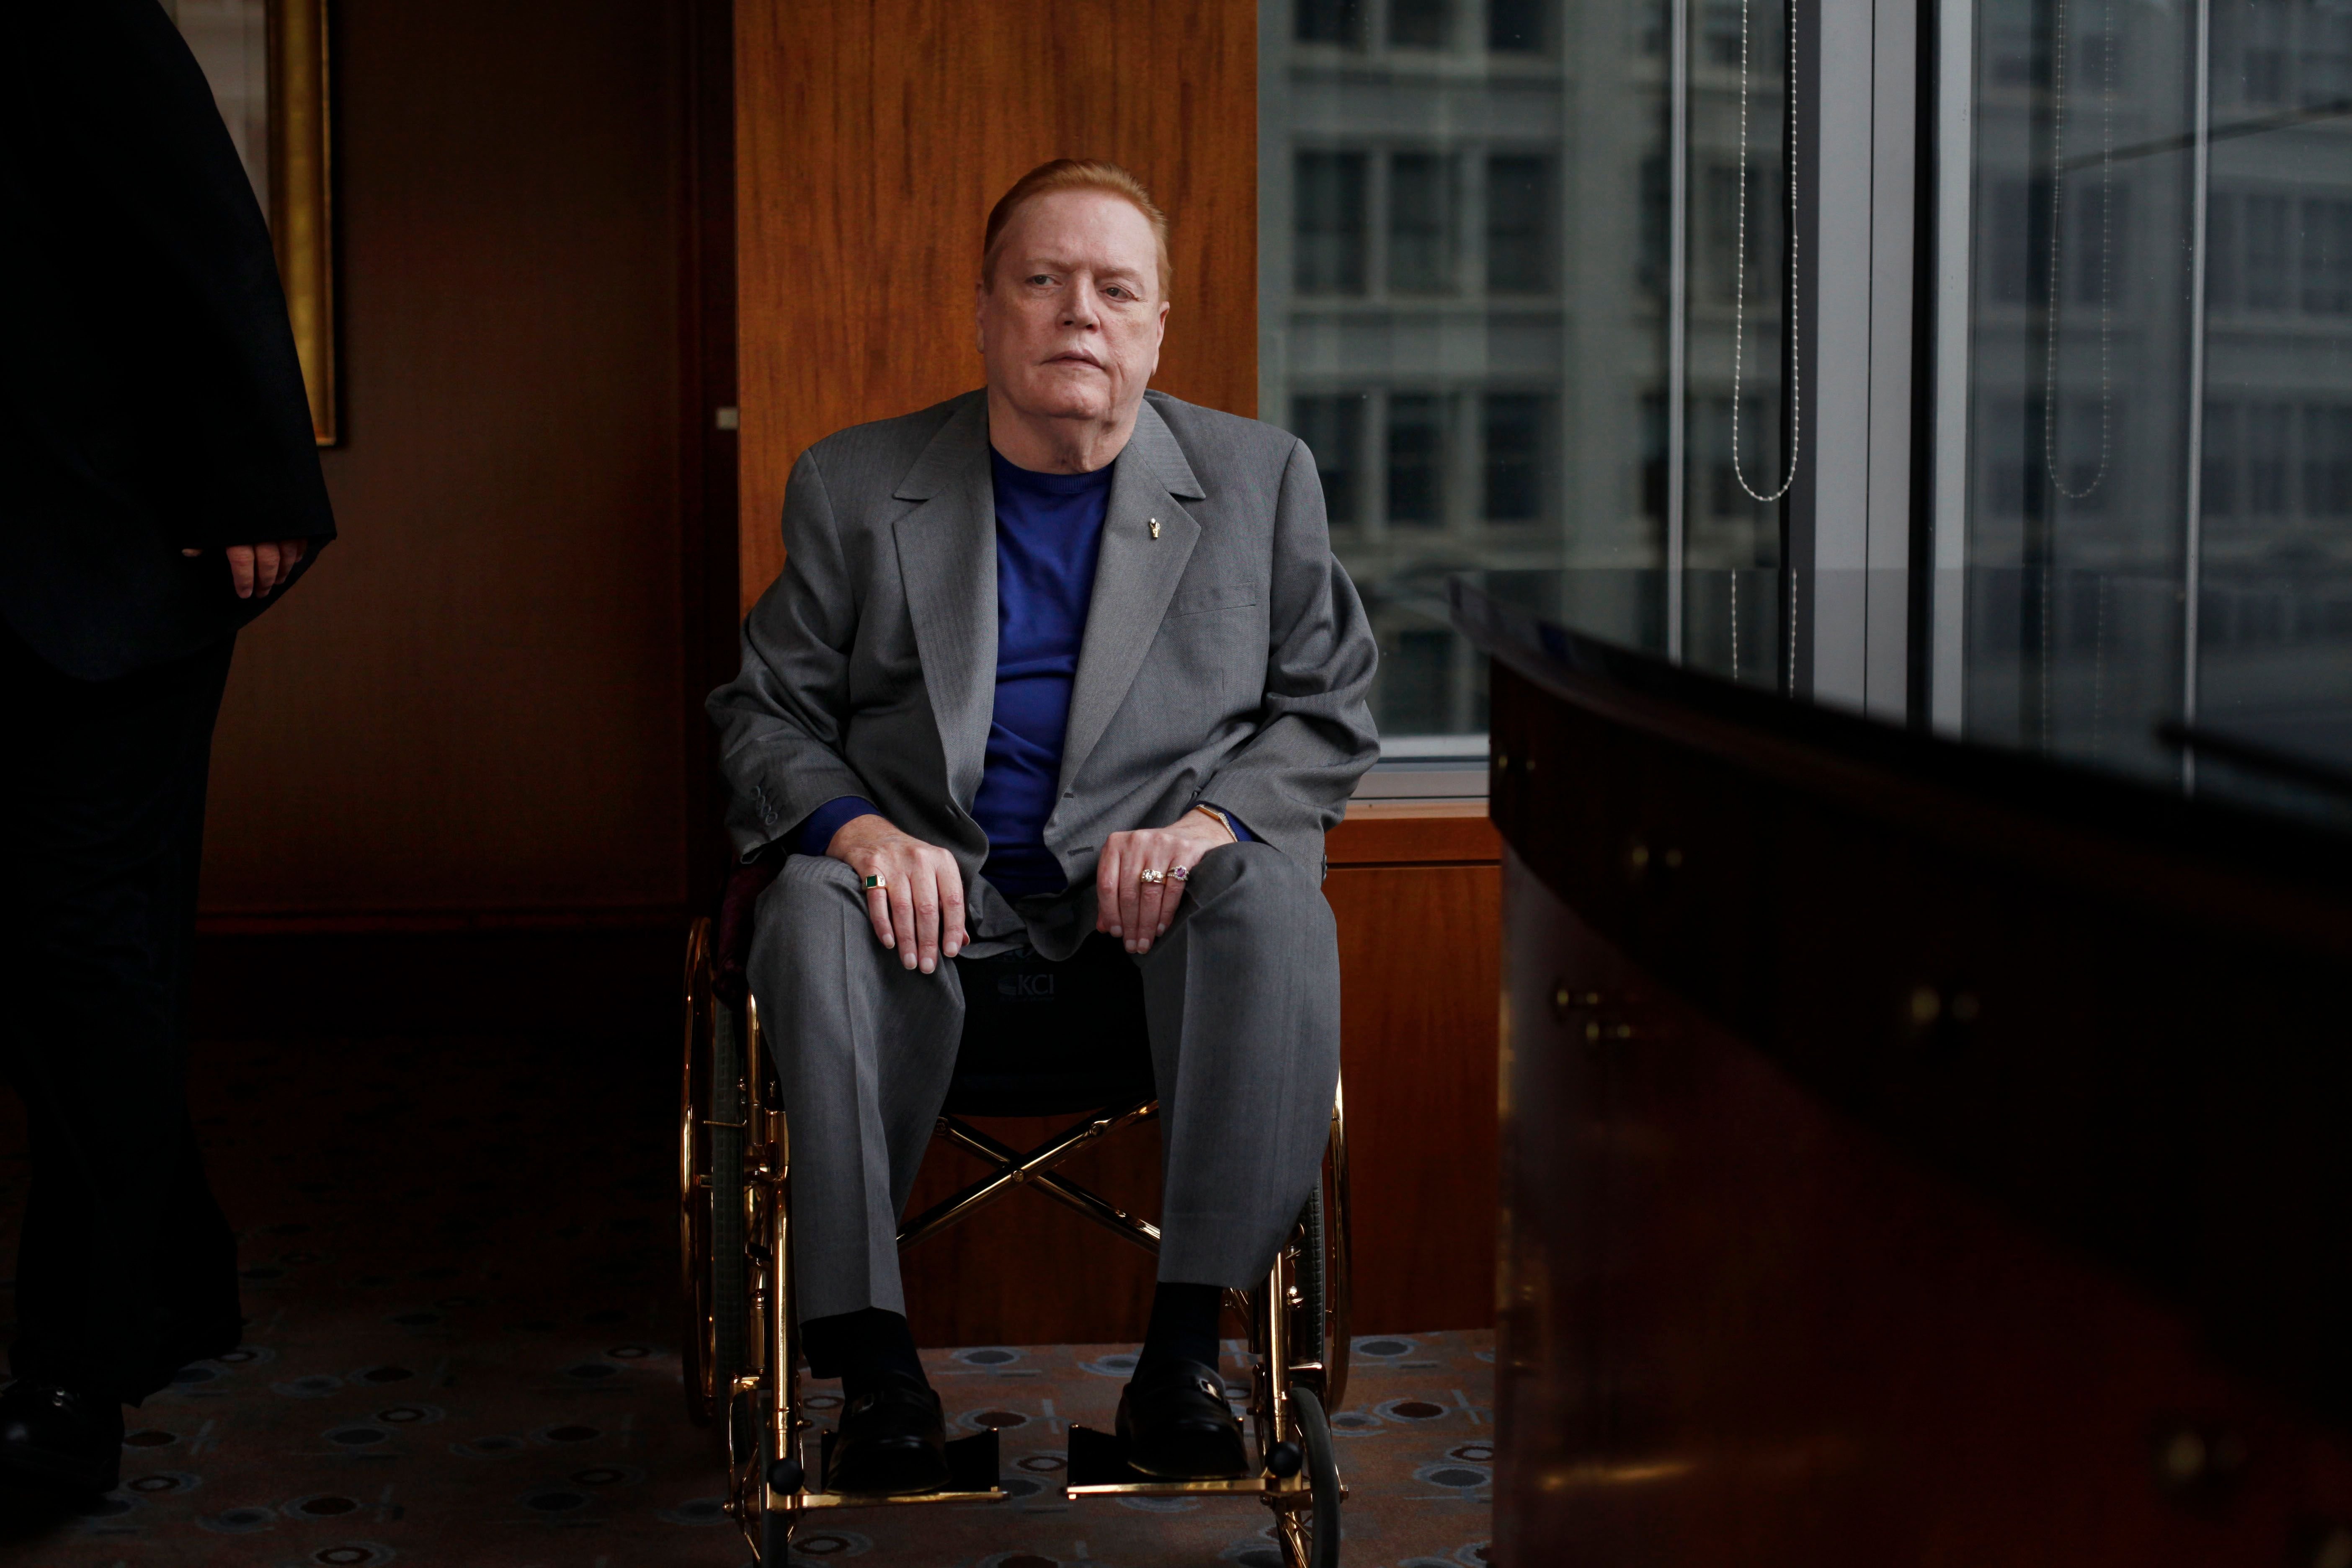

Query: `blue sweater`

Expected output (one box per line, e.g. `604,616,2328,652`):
794,447,1247,897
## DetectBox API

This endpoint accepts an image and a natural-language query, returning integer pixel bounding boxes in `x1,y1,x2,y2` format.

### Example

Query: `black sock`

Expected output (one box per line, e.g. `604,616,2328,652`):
1137,1282,1225,1375
801,1307,926,1400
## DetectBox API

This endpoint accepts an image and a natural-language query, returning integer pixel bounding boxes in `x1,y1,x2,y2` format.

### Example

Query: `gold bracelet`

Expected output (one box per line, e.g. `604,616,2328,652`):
1193,805,1238,842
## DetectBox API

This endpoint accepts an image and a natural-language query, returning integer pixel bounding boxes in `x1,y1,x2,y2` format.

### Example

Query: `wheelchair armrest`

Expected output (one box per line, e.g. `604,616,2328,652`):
713,855,782,1008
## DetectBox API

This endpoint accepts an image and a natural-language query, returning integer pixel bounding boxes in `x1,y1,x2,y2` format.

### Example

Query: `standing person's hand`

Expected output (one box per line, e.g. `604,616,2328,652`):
825,815,968,974
1096,807,1237,956
181,539,309,598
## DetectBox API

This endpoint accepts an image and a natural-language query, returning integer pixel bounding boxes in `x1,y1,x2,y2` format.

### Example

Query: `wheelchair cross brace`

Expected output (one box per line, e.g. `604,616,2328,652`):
897,1101,1163,1255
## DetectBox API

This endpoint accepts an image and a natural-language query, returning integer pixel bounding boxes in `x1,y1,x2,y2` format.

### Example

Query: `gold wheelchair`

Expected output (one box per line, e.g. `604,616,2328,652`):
677,913,1353,1566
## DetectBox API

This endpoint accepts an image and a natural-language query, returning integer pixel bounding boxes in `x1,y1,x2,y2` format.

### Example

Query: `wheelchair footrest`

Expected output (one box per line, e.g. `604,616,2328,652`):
1067,1424,1148,1486
1064,1426,1275,1497
809,1427,1001,1499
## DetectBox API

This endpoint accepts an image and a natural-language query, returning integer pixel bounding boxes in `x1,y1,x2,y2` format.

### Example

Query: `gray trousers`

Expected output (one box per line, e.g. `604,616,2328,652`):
748,841,1341,1325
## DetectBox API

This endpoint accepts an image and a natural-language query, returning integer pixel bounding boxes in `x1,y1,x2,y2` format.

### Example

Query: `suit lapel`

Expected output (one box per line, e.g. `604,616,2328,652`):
891,396,997,805
1058,399,1207,795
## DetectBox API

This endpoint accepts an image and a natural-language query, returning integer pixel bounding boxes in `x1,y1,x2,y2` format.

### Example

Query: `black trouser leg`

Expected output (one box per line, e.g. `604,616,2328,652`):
0,625,242,1406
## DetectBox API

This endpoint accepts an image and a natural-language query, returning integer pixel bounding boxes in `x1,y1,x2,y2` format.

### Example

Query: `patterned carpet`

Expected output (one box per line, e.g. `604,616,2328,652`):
0,1026,1493,1566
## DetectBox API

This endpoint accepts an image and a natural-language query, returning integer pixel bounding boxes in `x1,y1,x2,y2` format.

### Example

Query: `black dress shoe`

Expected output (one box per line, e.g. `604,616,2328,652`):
0,1381,121,1496
1117,1357,1247,1480
825,1371,947,1496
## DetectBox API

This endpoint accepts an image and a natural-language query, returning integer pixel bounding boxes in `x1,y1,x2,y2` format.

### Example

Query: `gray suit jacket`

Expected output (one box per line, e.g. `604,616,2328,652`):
707,389,1380,954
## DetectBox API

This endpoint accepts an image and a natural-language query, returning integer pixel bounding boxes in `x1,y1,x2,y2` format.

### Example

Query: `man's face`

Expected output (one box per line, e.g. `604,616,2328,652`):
976,189,1168,435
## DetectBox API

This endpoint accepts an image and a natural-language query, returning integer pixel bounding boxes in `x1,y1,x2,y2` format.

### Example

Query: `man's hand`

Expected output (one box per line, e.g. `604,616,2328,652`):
180,539,308,599
825,814,968,974
1096,807,1237,956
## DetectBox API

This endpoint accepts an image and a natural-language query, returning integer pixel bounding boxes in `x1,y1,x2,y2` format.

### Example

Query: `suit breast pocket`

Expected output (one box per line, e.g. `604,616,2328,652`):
1150,585,1266,720
1168,582,1259,618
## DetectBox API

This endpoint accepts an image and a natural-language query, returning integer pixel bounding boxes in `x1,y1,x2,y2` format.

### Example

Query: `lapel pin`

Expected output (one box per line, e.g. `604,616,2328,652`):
1149,517,1161,539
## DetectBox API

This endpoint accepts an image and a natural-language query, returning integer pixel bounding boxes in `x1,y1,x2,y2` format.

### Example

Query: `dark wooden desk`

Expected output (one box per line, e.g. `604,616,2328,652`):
1462,581,2352,1565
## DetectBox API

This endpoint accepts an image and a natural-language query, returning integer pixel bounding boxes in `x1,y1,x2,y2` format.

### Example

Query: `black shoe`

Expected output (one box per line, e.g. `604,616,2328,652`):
825,1371,947,1496
0,1382,121,1496
1117,1357,1247,1480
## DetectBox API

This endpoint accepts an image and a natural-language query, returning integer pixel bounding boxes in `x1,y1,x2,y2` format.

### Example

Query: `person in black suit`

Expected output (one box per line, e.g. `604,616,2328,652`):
0,0,336,1495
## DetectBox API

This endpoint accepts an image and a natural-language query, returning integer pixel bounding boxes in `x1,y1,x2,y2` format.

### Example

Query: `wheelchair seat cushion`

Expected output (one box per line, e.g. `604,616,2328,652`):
947,934,1155,1117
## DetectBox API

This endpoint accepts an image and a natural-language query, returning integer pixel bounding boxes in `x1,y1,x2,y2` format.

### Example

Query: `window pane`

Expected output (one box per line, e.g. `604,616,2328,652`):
1295,151,1367,294
1263,0,1664,742
1296,0,1362,45
1490,0,1546,51
1387,395,1447,525
1483,394,1547,521
1389,153,1455,293
1390,0,1451,48
1293,393,1366,524
1486,155,1552,293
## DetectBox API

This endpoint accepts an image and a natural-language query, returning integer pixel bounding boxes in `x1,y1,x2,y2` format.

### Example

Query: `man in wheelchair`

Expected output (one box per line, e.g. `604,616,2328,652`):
706,159,1378,1497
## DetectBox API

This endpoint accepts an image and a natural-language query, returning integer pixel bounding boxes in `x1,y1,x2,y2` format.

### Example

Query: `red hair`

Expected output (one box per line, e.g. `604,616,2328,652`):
982,159,1171,297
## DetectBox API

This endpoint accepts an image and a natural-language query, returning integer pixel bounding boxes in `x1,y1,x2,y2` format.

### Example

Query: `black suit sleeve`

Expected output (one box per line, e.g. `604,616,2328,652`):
0,0,336,675
5,0,335,551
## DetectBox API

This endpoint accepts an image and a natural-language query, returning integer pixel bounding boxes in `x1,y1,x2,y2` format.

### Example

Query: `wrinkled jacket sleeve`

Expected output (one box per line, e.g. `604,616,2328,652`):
706,450,874,859
1195,438,1381,867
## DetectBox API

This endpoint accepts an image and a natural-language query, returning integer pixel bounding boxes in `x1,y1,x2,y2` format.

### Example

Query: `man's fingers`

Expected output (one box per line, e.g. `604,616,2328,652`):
1096,833,1127,934
225,545,256,598
1117,842,1149,952
859,861,895,947
182,547,202,557
887,877,918,968
913,867,942,975
253,542,285,594
938,857,968,957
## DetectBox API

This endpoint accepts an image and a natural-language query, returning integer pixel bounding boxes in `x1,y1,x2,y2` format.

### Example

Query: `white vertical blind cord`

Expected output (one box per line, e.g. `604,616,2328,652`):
1730,0,1804,504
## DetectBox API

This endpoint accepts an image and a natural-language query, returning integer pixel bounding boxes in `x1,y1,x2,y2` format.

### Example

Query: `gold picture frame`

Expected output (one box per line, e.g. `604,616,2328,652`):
168,0,335,445
269,0,335,446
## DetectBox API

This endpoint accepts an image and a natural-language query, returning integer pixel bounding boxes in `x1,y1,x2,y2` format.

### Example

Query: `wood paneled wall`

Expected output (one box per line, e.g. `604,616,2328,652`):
900,808,1502,1349
734,0,1259,607
197,0,706,928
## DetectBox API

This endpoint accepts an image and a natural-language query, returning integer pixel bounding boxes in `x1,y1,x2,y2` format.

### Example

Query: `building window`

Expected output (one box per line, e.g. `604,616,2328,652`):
1390,0,1452,48
1296,0,1363,45
1295,151,1368,295
2245,193,2289,310
2250,401,2291,515
2067,182,2126,306
2301,198,2352,315
1384,628,1457,735
1638,153,1670,296
2305,404,2352,516
1988,178,2052,306
1387,395,1449,525
1293,393,1366,524
1490,0,1546,51
1389,153,1456,294
1702,0,1743,64
1483,394,1547,521
1641,393,1669,519
1486,155,1553,293
2203,400,2238,518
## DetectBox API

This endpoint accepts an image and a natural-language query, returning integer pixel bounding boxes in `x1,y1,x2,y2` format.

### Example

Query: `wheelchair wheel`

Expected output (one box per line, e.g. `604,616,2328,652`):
680,919,752,1426
1278,1386,1342,1568
1321,1079,1353,1414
